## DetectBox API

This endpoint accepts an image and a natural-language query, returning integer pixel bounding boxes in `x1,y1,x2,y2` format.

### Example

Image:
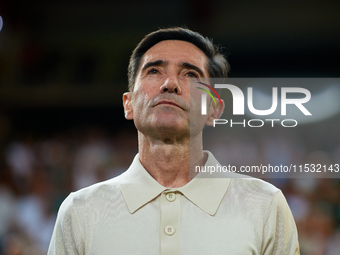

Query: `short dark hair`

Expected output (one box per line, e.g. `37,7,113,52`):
127,27,229,91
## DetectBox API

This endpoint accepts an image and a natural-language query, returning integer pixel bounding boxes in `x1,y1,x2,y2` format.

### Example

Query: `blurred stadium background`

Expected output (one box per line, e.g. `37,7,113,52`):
0,0,340,254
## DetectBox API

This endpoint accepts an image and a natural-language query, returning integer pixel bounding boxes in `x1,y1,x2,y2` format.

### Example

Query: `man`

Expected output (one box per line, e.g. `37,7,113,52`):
48,27,299,254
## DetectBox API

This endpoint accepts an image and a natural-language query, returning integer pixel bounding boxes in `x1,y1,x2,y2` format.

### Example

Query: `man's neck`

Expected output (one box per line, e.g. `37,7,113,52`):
137,132,205,188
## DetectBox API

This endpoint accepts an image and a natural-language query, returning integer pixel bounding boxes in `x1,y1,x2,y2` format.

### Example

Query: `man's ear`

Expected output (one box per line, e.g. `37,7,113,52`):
123,92,134,120
205,99,225,126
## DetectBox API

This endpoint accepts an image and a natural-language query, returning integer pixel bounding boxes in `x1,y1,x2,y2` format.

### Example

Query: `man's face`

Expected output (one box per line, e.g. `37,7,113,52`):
123,40,211,139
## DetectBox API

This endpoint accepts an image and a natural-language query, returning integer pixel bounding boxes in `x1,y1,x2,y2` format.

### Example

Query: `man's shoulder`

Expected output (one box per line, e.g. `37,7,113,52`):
224,175,287,219
59,173,125,213
227,173,281,200
204,151,280,197
76,175,122,198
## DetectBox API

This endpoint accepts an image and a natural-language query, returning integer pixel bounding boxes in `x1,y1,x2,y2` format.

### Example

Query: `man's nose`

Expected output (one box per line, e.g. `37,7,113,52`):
160,76,182,94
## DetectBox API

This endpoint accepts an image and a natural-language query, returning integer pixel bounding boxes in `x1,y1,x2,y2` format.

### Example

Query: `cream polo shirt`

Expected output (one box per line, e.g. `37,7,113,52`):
48,151,299,255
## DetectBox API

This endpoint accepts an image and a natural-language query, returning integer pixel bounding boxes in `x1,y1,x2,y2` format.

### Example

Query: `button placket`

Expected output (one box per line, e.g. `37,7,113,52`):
160,191,181,255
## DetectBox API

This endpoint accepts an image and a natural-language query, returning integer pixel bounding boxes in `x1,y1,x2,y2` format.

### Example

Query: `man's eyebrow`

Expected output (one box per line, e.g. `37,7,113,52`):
181,62,205,77
141,60,168,73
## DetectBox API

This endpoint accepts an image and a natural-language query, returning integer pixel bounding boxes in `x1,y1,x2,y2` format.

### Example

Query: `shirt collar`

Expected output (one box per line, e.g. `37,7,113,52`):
119,151,230,216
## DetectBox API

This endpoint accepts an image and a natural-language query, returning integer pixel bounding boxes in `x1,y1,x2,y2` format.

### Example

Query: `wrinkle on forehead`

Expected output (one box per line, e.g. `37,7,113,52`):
138,40,209,77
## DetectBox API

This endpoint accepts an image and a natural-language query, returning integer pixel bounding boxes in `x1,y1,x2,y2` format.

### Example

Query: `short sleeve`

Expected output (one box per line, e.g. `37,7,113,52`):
47,193,84,255
261,190,300,255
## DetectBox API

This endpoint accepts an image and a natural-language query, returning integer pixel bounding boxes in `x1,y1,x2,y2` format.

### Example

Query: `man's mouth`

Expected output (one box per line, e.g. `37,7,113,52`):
154,100,183,110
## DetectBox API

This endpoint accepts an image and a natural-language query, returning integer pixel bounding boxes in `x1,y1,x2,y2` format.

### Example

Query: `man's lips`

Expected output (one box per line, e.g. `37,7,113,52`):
154,100,183,109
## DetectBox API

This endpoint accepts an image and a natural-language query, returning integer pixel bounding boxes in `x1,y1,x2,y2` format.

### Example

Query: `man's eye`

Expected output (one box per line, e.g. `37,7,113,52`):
186,71,199,78
148,68,159,74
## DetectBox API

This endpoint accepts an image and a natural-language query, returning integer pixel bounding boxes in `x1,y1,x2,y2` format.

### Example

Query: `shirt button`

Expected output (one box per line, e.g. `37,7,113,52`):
164,225,176,236
166,192,176,202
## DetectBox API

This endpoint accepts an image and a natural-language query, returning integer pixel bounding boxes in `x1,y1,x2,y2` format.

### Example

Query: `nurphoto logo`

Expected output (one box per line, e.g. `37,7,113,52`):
196,79,312,128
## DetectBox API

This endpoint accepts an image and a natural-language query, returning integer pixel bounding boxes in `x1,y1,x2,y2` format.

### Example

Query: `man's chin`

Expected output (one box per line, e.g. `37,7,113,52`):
154,124,189,134
147,122,190,139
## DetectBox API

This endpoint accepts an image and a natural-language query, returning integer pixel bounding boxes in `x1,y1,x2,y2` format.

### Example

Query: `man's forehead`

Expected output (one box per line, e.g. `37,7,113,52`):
140,40,208,68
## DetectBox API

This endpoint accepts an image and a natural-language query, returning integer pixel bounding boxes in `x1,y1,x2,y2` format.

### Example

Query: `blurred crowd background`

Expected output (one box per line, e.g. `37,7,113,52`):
0,0,340,254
